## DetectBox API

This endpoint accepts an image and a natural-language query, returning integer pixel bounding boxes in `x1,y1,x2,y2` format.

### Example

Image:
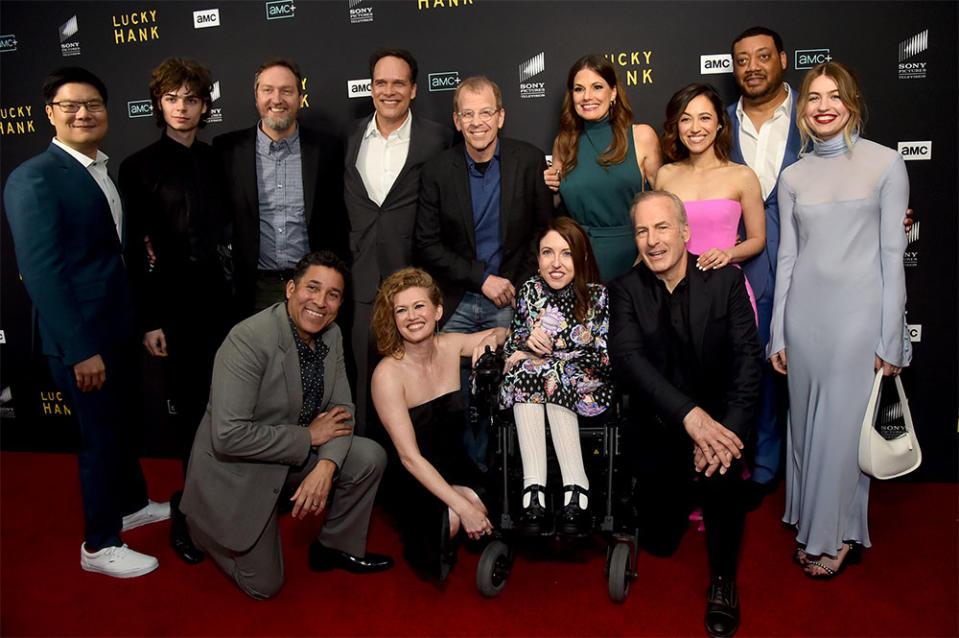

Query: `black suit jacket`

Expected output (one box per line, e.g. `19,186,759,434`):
608,257,762,439
413,136,554,325
344,113,452,303
213,124,348,314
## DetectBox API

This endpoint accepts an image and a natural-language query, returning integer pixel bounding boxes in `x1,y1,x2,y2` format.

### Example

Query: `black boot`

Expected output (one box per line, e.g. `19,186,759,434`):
170,491,205,565
704,575,740,638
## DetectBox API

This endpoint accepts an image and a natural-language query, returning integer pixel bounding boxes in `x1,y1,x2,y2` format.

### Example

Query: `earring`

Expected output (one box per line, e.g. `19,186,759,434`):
611,98,616,107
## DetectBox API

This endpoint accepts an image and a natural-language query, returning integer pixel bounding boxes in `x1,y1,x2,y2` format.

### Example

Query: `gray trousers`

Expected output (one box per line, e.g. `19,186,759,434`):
189,437,386,599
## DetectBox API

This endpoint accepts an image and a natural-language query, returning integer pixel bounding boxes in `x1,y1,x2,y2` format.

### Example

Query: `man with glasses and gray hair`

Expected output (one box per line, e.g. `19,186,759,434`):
414,75,553,469
4,67,169,579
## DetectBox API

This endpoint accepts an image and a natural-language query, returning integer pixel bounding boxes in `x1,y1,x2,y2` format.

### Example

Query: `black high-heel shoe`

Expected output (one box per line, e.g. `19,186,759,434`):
518,484,547,535
555,485,590,537
806,540,863,580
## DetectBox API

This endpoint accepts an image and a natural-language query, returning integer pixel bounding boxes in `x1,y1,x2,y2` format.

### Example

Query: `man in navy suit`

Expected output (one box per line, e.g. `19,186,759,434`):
4,67,169,578
727,27,800,498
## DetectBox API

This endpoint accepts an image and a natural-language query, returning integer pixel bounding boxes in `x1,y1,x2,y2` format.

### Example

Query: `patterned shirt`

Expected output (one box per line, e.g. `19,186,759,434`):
288,313,329,427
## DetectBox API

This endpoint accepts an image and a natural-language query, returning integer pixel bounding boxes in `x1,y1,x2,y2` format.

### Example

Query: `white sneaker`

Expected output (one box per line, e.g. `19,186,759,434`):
80,543,159,578
121,500,171,532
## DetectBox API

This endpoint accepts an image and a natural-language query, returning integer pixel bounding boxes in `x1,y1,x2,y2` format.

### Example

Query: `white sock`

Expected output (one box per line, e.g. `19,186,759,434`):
513,403,546,508
546,403,589,509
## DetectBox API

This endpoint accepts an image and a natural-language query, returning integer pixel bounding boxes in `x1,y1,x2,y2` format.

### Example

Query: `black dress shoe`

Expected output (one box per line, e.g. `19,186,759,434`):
704,575,740,638
743,480,775,512
169,491,204,565
555,485,590,537
308,540,393,574
518,484,548,535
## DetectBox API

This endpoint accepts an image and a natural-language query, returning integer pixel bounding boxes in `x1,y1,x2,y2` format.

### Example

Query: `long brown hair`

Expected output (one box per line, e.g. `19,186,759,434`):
555,55,634,176
372,268,443,358
541,217,601,325
661,83,732,162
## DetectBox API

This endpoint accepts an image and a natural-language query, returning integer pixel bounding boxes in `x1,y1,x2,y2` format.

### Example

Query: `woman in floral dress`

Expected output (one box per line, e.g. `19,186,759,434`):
500,217,613,536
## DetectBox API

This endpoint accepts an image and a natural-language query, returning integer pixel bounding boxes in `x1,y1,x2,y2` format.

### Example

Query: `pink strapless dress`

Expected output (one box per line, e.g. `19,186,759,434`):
684,198,758,321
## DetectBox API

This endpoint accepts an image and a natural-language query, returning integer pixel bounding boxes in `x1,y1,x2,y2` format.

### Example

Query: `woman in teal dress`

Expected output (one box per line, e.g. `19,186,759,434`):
545,55,663,281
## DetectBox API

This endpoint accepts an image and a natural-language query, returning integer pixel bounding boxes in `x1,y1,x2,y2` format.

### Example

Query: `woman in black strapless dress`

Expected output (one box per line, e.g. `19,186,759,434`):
371,267,506,581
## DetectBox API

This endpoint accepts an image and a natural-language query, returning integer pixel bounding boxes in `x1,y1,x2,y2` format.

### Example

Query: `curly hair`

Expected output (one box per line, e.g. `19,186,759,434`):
555,55,634,176
796,61,865,153
660,83,732,162
148,58,213,129
541,218,601,324
372,268,443,358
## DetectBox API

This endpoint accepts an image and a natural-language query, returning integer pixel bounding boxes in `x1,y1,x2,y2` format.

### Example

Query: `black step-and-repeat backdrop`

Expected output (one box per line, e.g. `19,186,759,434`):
1,1,956,479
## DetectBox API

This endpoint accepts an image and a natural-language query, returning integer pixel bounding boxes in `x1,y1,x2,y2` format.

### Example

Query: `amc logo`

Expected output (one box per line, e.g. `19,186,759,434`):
907,324,922,343
266,0,295,20
428,71,460,92
898,141,932,161
700,54,732,75
347,79,371,98
127,100,153,118
0,34,17,52
794,49,831,70
193,8,220,28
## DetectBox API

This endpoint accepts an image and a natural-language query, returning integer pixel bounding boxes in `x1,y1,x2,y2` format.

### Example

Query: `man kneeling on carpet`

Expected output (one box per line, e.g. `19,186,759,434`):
180,251,393,599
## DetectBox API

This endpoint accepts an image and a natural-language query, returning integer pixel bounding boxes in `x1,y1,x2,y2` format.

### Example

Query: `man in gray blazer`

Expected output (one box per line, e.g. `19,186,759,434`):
181,251,392,600
345,48,452,436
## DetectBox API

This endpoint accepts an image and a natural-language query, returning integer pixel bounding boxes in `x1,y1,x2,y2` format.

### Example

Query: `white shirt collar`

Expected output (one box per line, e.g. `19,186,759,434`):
52,137,108,167
363,109,412,141
736,83,792,123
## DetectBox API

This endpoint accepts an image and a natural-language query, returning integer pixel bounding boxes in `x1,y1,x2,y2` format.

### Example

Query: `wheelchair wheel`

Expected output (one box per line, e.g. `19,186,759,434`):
476,540,512,598
607,542,632,604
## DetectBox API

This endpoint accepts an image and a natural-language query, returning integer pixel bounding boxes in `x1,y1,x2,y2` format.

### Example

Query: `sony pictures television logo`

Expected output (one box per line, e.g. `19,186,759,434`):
902,219,920,268
347,79,371,99
193,8,220,29
519,52,546,99
898,29,928,79
348,0,373,24
1,34,18,53
794,49,831,70
207,80,223,123
700,54,732,75
59,15,81,57
127,100,153,119
429,71,460,92
266,0,295,20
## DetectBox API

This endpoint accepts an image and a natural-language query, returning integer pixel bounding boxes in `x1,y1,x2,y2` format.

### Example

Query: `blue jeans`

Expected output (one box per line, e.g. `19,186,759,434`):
442,292,513,470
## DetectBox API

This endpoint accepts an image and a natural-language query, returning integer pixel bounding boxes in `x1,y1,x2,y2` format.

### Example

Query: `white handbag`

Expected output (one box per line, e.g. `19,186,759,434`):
858,369,921,479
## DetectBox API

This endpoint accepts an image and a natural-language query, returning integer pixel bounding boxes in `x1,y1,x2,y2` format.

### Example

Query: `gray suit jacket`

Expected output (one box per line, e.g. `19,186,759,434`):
344,113,452,303
181,302,354,552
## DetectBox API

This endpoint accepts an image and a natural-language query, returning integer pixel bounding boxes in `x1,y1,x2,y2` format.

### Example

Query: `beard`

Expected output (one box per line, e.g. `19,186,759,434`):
739,72,785,100
262,112,294,132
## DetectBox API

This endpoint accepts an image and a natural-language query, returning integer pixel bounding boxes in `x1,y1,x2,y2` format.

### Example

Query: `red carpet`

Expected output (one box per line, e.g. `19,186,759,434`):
1,451,956,637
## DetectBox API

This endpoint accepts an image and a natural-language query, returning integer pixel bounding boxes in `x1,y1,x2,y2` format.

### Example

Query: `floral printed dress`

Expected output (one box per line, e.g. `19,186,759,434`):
500,276,613,416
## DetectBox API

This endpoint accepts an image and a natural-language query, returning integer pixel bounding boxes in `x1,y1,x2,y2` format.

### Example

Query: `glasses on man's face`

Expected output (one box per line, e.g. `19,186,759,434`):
456,108,499,123
49,100,106,114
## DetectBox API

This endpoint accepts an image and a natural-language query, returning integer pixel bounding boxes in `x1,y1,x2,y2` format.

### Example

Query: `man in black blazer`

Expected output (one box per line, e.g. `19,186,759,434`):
214,58,347,316
414,76,553,466
609,191,762,638
345,48,452,435
4,67,168,578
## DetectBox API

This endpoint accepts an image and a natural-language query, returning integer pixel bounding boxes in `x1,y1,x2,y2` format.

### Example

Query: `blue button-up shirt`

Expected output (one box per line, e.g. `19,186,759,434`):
465,140,502,280
255,124,309,270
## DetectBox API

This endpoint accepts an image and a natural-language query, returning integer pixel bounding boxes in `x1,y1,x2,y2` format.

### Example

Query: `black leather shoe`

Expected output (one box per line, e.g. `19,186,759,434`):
704,576,740,638
743,480,775,512
518,484,548,535
169,491,204,565
555,485,590,537
308,540,393,574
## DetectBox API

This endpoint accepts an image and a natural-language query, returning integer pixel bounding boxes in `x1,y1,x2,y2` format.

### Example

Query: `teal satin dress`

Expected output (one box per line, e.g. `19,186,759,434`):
558,118,646,281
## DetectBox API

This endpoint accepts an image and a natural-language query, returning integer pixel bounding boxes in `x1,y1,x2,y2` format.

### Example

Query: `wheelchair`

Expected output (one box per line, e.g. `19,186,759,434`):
469,346,639,603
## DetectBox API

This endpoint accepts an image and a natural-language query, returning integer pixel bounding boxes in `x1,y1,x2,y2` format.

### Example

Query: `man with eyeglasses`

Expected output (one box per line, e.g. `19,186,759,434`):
214,58,348,317
414,76,554,469
4,67,169,578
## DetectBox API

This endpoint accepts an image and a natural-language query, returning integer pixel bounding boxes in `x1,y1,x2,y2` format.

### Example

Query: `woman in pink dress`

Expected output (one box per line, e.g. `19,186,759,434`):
654,84,765,317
